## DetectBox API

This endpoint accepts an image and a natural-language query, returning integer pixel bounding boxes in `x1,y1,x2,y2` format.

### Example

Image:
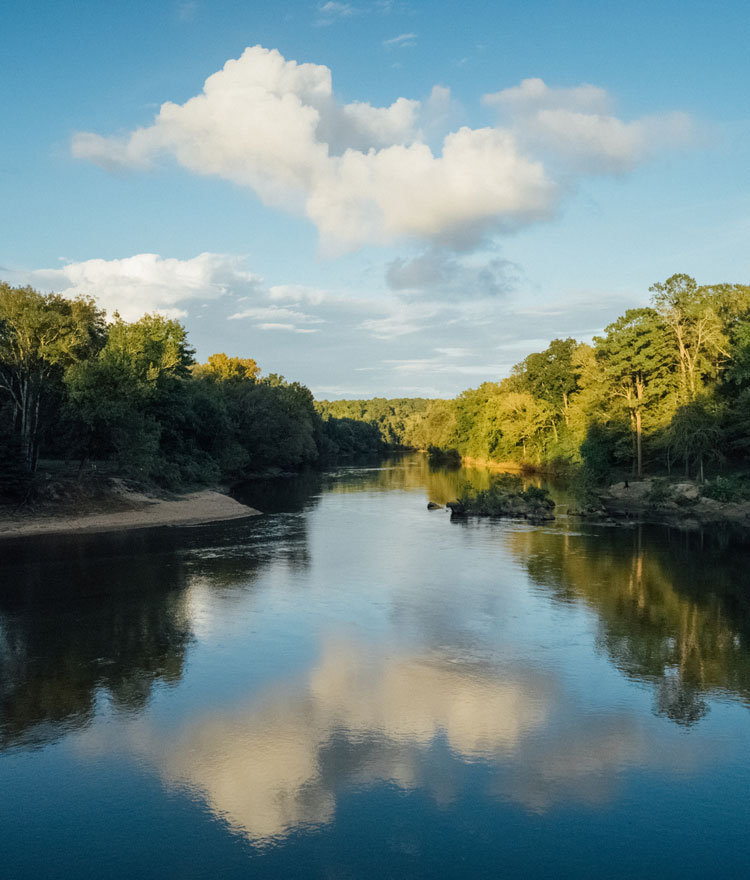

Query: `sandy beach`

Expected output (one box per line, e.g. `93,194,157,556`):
0,489,260,540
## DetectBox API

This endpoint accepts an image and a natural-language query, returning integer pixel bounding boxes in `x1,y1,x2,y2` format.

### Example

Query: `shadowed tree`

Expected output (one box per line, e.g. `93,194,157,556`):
65,313,195,478
595,308,674,478
0,284,105,469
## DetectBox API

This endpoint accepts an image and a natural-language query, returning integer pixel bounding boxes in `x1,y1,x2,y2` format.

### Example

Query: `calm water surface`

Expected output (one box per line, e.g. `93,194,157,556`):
2,455,750,878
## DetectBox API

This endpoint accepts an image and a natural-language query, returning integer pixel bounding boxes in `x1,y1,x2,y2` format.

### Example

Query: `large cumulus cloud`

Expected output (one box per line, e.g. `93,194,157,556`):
72,48,692,253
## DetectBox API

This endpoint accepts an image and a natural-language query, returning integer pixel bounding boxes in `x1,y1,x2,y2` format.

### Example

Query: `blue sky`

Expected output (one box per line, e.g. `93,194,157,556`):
2,0,749,397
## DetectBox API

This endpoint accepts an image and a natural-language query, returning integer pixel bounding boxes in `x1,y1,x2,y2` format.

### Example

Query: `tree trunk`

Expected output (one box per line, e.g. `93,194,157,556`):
635,408,643,479
635,375,644,479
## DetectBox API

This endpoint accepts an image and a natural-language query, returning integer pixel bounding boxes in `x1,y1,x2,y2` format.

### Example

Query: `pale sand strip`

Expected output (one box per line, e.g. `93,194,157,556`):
0,490,260,540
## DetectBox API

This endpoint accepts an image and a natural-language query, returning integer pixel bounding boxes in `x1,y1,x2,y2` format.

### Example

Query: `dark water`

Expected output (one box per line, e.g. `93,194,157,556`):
2,455,750,879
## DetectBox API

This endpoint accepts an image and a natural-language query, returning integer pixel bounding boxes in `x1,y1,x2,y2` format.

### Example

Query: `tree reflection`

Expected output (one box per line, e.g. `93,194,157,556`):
507,524,750,724
0,521,306,750
0,569,193,751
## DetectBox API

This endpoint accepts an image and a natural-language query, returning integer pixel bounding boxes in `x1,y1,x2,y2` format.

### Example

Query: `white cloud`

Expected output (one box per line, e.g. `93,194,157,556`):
72,54,693,251
484,78,612,115
71,46,556,252
484,77,694,173
257,323,320,333
228,305,324,323
30,252,262,321
229,303,324,332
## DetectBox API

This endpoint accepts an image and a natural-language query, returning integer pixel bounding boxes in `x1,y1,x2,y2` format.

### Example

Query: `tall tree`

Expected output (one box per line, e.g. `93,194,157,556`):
666,398,722,481
65,313,194,477
650,274,728,402
514,337,580,427
0,284,105,468
595,308,673,478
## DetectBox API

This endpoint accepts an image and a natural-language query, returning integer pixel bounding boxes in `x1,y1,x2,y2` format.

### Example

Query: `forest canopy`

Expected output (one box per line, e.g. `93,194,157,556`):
320,275,750,484
0,283,383,497
2,274,750,501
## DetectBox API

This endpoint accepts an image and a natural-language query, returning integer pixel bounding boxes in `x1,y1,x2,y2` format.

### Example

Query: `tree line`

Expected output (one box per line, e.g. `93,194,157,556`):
322,275,750,488
0,283,384,499
5,273,750,501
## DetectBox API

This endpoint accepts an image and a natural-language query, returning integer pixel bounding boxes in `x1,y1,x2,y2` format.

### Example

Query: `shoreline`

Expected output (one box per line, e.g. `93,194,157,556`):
0,489,261,541
571,479,750,530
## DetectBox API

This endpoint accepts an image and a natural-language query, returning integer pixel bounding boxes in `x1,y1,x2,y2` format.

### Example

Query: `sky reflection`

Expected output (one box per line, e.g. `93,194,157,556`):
75,635,706,844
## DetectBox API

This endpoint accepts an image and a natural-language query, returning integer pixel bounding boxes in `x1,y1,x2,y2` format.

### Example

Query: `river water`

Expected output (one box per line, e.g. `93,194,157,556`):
2,455,750,878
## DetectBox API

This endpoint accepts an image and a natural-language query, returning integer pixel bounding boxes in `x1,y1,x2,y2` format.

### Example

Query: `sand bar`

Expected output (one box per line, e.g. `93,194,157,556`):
0,489,261,540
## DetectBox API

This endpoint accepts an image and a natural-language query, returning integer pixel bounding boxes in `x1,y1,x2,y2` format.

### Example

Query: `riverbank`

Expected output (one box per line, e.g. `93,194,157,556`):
0,485,260,540
574,479,750,528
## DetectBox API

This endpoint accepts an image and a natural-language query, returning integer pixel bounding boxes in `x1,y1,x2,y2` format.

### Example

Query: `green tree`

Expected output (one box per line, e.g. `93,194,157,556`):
514,337,580,428
666,398,722,481
65,313,194,478
650,274,729,402
0,284,105,468
595,308,673,478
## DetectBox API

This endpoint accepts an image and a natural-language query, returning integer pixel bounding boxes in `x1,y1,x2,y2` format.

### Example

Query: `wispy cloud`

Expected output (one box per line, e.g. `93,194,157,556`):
383,32,417,48
316,1,356,24
177,0,197,21
229,304,325,334
22,250,637,398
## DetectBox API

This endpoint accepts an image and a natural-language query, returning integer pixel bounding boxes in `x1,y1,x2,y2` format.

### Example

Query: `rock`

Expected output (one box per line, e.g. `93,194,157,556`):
529,511,555,522
427,501,443,510
446,501,465,514
674,482,700,500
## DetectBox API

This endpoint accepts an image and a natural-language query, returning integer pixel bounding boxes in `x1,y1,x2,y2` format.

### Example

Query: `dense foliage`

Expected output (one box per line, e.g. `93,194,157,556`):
0,284,382,499
329,274,750,485
4,273,750,501
315,398,430,449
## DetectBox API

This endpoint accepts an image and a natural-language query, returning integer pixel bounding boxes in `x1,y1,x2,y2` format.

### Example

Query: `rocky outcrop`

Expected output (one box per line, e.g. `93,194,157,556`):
572,479,750,528
447,484,555,522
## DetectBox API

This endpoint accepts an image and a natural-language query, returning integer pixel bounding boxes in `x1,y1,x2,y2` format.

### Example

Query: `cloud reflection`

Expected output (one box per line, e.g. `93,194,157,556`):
78,638,703,844
158,641,549,841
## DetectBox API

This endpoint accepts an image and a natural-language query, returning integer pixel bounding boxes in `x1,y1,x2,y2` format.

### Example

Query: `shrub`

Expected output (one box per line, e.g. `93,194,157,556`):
702,475,750,503
456,475,554,518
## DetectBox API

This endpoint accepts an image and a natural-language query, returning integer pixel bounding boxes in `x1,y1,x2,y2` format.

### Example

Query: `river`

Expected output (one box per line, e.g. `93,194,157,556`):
2,455,750,878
